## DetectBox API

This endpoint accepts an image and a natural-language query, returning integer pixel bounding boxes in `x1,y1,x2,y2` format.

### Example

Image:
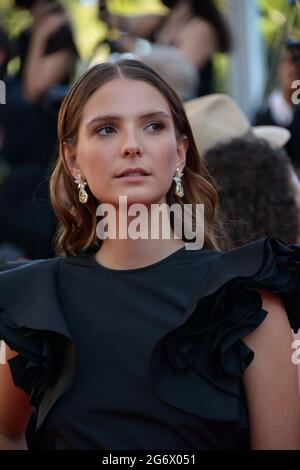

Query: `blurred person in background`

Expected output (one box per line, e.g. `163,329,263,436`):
0,25,10,168
14,0,78,104
0,0,78,260
203,137,300,248
184,93,291,158
203,137,300,395
98,0,231,98
5,0,79,166
0,162,58,260
0,26,10,82
254,40,300,172
0,0,78,169
184,93,300,246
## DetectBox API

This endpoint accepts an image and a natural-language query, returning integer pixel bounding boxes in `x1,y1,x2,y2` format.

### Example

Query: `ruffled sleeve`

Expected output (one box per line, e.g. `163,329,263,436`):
0,259,75,430
149,237,300,427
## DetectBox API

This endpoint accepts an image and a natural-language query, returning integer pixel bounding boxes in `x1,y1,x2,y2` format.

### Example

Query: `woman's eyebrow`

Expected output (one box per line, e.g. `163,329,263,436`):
86,111,172,128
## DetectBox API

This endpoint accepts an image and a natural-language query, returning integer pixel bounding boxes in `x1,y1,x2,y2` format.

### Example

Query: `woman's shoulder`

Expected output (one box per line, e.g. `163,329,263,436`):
0,255,81,280
0,256,75,427
0,256,73,345
0,258,61,304
0,256,60,275
149,237,300,427
186,236,299,286
182,237,300,333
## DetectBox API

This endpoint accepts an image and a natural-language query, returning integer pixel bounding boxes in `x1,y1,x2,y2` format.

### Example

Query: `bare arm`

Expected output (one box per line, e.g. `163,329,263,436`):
243,290,300,450
177,19,218,69
0,344,32,450
99,10,164,39
23,14,74,103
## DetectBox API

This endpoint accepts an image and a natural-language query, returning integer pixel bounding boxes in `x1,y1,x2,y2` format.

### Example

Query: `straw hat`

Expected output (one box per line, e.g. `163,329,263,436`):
184,94,291,155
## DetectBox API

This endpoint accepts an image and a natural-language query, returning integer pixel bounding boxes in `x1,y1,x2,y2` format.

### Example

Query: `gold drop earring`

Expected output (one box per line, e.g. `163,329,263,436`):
75,174,89,204
173,168,184,198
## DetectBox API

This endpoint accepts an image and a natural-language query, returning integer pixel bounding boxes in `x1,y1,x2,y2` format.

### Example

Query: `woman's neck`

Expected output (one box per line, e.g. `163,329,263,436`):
94,201,187,270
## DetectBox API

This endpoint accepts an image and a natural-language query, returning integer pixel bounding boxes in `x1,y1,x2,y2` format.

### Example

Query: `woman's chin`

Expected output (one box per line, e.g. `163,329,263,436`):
103,192,166,207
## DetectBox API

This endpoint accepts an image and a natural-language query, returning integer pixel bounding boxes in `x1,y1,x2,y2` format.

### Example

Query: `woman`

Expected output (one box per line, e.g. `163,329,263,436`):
3,0,78,167
0,59,299,450
14,0,78,103
98,0,231,97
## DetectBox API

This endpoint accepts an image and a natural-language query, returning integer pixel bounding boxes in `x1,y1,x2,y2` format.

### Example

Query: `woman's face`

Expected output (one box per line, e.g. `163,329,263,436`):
65,78,187,207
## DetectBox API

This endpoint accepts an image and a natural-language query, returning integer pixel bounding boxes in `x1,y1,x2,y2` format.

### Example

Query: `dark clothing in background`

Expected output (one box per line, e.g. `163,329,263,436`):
18,23,78,87
0,20,78,259
1,20,78,167
254,104,300,170
0,164,56,258
149,15,213,97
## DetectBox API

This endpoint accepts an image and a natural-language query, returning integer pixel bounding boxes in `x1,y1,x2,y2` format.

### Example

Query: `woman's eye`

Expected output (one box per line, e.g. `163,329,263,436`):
146,121,165,133
96,125,116,136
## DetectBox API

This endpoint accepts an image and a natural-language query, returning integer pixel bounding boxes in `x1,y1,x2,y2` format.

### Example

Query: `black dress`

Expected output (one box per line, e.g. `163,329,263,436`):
0,237,299,449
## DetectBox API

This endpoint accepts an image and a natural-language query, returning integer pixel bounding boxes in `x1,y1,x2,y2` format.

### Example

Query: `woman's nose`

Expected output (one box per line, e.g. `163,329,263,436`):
122,146,143,157
122,145,143,158
121,133,143,158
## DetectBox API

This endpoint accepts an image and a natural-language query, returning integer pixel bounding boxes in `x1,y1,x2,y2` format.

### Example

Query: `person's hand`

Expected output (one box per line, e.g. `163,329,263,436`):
99,8,116,28
33,12,69,41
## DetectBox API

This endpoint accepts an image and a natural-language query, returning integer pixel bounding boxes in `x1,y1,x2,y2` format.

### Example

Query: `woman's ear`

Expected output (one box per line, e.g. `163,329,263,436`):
176,135,189,170
62,142,82,178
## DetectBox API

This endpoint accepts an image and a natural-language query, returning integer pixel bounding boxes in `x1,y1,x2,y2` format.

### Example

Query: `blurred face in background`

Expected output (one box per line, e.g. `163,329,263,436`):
279,50,300,101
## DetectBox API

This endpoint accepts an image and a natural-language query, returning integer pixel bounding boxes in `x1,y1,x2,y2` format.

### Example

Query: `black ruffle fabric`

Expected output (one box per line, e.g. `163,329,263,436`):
149,238,300,427
0,259,75,430
0,238,299,432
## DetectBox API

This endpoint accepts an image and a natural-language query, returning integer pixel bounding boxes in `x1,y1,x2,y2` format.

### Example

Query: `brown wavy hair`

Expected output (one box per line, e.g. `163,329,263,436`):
50,59,221,256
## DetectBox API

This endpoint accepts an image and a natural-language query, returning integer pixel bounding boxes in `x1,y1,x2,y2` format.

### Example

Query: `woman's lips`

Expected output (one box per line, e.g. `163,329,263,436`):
116,174,150,182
